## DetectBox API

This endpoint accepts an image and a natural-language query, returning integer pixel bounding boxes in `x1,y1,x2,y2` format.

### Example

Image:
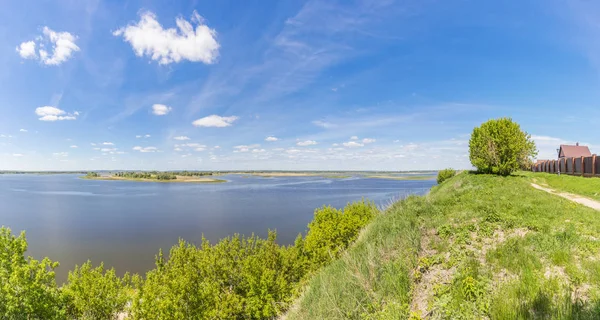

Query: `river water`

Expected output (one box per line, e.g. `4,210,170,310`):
0,173,435,282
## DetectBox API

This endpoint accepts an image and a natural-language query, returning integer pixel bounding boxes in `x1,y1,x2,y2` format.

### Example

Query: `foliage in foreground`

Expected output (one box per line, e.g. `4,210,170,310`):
469,118,537,176
0,228,64,319
0,200,378,319
436,168,456,184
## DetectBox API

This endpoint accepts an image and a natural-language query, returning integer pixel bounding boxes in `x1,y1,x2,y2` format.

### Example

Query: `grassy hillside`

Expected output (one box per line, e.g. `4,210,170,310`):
285,172,600,319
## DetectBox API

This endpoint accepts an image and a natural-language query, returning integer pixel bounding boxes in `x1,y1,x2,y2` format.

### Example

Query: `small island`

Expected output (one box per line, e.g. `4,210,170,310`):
82,171,226,183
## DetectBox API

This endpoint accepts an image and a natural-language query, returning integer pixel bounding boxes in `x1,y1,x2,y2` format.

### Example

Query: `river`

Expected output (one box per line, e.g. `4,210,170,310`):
0,173,435,282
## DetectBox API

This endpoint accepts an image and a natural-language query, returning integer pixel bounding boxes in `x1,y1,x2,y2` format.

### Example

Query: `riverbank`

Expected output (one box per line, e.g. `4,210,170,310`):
285,172,600,319
82,175,226,183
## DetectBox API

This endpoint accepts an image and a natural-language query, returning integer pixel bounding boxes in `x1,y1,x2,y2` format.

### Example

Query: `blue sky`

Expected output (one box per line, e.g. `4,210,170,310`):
1,0,600,171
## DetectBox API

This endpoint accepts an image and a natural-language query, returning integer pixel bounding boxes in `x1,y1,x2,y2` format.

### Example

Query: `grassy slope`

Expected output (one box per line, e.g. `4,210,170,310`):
524,172,600,201
285,172,600,319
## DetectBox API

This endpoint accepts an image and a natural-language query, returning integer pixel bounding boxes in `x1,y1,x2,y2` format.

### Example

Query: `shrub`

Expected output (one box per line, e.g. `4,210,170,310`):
63,261,131,319
303,200,378,269
437,169,456,184
0,227,64,319
469,118,537,176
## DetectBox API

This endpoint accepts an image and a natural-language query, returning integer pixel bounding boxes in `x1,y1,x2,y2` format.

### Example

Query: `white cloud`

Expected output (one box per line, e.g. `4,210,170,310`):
102,142,114,146
178,143,205,148
152,104,172,115
234,144,260,153
35,106,77,121
12,153,23,157
174,147,183,152
70,145,78,148
136,135,142,138
53,152,68,157
265,136,279,142
312,120,337,129
343,141,364,148
133,146,158,153
297,140,317,146
16,27,79,65
16,41,36,59
90,143,96,146
252,149,266,153
350,136,358,140
19,129,27,132
113,11,219,65
101,148,117,152
145,134,151,138
174,136,190,140
0,134,12,138
362,138,376,144
192,115,238,127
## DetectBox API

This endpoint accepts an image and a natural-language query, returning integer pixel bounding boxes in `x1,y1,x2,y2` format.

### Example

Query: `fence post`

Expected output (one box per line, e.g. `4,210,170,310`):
582,156,585,176
572,157,576,175
593,155,597,176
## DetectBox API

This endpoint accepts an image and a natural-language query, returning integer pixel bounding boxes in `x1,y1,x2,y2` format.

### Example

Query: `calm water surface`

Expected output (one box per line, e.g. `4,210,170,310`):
0,174,435,282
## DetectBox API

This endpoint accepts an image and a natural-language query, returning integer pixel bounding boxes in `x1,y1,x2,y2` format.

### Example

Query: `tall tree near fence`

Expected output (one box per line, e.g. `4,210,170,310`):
469,118,537,176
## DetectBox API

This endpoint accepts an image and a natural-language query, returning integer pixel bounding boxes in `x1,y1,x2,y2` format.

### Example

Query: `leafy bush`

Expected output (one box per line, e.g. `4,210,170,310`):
132,200,378,318
0,227,64,319
63,261,131,319
304,200,378,269
437,169,456,184
469,118,537,176
85,172,100,178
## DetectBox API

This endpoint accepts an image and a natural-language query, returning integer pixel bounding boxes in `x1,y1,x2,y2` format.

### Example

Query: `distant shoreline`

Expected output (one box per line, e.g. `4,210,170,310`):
81,176,227,183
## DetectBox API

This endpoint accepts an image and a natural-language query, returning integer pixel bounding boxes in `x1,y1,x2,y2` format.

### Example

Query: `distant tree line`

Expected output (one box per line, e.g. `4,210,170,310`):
0,200,378,319
85,172,100,178
113,172,177,180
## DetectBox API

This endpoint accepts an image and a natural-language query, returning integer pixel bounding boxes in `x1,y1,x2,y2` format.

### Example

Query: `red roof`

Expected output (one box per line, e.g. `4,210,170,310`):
559,144,592,158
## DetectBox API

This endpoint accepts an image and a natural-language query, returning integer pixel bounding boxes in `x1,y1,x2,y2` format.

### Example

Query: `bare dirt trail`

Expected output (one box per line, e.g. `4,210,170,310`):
530,183,600,210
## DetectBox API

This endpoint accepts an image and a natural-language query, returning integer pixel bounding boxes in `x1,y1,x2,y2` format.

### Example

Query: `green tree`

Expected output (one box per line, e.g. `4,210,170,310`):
437,168,456,184
63,261,131,319
469,118,537,176
0,227,64,319
304,200,378,269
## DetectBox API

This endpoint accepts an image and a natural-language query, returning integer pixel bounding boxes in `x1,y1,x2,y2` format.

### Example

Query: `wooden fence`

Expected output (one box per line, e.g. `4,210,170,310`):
532,155,600,177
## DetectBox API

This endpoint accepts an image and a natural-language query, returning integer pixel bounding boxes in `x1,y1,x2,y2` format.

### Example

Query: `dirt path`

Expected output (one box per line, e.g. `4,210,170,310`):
531,183,600,210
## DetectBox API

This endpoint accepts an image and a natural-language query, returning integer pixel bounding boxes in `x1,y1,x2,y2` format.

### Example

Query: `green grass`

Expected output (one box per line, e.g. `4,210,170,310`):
524,171,600,201
286,172,600,319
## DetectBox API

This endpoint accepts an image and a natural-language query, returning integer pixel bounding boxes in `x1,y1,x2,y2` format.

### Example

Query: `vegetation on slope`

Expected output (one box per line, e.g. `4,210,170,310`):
0,201,378,319
286,172,600,319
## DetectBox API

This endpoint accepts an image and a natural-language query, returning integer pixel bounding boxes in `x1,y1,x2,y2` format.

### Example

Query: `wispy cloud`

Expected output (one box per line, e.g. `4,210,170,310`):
174,136,190,141
265,136,279,142
133,146,158,153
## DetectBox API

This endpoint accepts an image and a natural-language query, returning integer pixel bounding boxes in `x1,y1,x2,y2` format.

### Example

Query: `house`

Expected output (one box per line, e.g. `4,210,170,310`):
558,143,591,159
